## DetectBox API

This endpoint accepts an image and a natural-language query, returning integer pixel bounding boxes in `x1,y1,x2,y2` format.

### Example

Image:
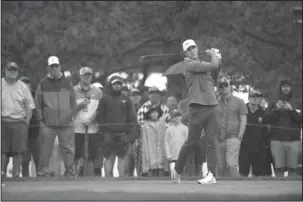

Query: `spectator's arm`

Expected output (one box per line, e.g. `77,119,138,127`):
24,84,35,125
183,125,189,140
96,97,106,132
238,99,248,139
68,81,77,118
185,55,219,73
290,110,302,124
125,98,136,134
164,129,172,161
34,83,43,122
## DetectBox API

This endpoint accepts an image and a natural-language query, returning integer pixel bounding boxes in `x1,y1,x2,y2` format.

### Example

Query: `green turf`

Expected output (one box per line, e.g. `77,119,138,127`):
2,175,302,182
2,180,301,201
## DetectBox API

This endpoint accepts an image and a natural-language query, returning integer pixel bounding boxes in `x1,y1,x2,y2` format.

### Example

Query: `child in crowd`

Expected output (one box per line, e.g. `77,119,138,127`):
141,105,166,177
164,110,188,180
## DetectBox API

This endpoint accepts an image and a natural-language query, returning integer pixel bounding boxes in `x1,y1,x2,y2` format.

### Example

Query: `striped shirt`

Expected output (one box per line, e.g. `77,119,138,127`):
137,100,169,125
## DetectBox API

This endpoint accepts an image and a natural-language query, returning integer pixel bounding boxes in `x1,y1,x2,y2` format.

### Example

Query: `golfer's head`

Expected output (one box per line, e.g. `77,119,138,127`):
182,39,198,59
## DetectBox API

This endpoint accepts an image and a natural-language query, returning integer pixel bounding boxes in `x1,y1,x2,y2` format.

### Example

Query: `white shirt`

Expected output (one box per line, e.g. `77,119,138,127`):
1,78,35,120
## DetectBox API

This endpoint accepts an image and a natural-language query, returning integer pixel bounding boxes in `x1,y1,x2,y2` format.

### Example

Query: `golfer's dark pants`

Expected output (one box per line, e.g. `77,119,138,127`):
175,104,219,175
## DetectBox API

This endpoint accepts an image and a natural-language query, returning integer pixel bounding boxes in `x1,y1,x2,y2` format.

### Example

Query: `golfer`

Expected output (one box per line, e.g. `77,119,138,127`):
172,39,221,184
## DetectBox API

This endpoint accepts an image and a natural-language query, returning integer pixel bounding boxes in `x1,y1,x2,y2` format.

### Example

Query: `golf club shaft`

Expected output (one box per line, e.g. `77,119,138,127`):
139,51,207,63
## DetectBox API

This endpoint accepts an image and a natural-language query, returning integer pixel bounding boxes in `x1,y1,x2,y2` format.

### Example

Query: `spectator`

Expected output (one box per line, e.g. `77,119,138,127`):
92,82,105,177
137,86,170,125
239,90,272,177
35,56,77,177
141,105,166,176
136,86,169,176
216,77,247,177
96,76,136,177
125,89,142,177
18,76,40,177
73,67,103,176
164,110,188,180
265,79,302,177
121,86,130,97
166,96,178,112
1,62,35,178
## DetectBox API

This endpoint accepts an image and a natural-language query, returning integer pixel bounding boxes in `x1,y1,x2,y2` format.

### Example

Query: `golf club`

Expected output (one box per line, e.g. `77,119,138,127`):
139,49,221,63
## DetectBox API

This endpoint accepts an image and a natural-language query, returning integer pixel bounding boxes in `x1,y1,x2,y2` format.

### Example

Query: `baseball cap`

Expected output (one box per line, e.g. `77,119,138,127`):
218,77,230,85
92,82,103,89
48,56,60,66
170,109,182,118
182,39,197,51
79,67,93,76
148,86,160,94
6,62,19,70
249,89,263,98
110,76,123,85
130,88,141,96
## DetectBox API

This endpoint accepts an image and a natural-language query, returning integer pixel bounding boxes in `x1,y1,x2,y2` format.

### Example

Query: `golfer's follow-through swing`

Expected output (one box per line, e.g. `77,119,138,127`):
163,39,221,184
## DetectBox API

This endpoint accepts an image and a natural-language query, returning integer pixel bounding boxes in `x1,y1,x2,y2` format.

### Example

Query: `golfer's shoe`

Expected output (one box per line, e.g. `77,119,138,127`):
197,172,217,184
172,169,181,184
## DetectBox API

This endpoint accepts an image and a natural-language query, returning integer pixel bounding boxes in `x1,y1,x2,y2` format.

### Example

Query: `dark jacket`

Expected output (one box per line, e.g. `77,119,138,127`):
241,104,269,151
96,85,136,134
29,89,40,137
35,74,76,127
264,80,302,141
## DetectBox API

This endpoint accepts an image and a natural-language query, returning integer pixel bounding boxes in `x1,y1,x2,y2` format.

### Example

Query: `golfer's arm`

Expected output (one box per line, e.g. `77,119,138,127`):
186,55,219,72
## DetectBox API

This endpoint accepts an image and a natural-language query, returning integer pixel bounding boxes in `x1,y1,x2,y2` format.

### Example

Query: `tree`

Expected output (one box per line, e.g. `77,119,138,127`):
1,1,302,103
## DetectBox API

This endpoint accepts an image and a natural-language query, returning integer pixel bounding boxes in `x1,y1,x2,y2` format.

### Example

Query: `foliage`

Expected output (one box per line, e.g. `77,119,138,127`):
1,1,302,102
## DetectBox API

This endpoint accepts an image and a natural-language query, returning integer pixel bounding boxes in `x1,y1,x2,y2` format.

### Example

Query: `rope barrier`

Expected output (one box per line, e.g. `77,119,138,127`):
1,120,302,131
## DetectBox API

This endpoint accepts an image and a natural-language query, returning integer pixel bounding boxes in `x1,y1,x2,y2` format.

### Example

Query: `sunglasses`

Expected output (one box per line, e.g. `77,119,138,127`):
21,80,30,84
250,94,263,98
218,82,229,88
7,67,19,72
49,64,60,68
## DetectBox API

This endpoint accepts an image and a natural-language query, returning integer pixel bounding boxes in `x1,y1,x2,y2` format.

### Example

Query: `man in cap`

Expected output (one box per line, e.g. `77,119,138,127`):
239,89,272,177
96,76,136,177
265,79,302,177
35,56,77,177
172,39,221,184
1,62,35,178
215,77,247,177
73,67,103,176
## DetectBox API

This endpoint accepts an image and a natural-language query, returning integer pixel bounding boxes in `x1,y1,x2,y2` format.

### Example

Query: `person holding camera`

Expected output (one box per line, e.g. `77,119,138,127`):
265,79,302,177
73,67,103,176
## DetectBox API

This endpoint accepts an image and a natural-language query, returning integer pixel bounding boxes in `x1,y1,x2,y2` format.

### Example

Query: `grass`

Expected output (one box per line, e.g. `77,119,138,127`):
2,175,302,182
